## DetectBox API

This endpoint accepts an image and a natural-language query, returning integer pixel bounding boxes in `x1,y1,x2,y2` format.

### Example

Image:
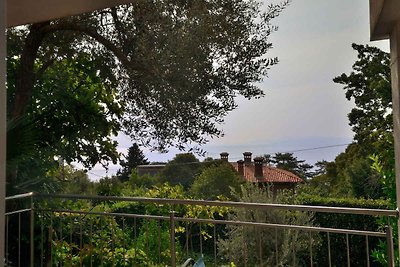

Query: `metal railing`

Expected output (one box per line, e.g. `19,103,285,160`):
5,192,398,266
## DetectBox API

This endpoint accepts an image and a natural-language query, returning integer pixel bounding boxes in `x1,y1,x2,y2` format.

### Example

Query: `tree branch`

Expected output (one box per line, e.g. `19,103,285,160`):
35,57,56,80
40,21,140,73
110,7,126,49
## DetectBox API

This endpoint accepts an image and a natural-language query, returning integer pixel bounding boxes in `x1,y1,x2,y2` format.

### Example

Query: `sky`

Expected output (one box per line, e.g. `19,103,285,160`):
86,0,390,179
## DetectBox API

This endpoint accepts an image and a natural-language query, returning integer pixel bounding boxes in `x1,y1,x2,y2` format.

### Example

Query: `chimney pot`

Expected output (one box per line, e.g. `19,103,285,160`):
220,152,229,162
254,157,264,178
243,152,252,163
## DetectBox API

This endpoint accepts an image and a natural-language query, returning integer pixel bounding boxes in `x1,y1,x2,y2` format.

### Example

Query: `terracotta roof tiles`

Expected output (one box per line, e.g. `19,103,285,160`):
231,162,303,184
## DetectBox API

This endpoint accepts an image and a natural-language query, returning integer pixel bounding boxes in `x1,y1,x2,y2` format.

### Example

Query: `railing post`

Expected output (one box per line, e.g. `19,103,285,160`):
30,195,34,267
386,226,395,267
0,0,6,265
387,20,400,266
170,211,176,267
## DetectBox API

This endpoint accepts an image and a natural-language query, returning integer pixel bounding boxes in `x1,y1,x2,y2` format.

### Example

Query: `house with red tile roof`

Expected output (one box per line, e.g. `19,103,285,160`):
220,152,303,194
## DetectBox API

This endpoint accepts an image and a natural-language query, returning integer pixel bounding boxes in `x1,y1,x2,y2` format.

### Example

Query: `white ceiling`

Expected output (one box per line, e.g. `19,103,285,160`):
7,0,136,27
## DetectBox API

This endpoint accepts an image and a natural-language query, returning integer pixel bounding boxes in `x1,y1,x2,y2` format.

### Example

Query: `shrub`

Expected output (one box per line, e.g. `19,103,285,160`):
218,185,316,266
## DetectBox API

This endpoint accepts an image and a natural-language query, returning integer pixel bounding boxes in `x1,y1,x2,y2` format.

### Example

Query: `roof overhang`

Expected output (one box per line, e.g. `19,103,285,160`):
7,0,136,28
370,0,400,41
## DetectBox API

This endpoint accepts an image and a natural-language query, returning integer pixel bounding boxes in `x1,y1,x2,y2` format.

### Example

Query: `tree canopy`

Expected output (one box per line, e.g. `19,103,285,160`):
307,44,391,199
191,162,242,200
333,43,392,158
7,0,289,175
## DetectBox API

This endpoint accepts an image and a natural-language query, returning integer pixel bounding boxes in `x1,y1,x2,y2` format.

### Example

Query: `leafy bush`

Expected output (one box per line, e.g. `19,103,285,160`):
218,185,316,266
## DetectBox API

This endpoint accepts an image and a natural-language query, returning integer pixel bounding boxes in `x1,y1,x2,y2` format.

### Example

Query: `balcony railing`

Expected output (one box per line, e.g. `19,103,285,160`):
5,192,398,266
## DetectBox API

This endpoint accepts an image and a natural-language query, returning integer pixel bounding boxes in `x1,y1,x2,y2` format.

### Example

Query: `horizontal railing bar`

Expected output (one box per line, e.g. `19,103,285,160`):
5,208,32,216
36,193,398,217
175,217,386,237
6,192,34,201
38,208,386,237
38,208,168,221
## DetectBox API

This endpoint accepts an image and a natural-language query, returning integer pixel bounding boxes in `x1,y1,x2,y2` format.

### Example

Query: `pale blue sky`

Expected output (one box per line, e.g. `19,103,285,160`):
87,0,390,179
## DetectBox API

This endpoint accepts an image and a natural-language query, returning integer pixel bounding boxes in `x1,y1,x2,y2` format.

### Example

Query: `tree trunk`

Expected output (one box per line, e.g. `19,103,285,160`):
12,23,48,119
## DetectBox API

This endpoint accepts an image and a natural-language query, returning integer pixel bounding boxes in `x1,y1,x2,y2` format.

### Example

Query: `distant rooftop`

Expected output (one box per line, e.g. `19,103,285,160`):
220,152,303,185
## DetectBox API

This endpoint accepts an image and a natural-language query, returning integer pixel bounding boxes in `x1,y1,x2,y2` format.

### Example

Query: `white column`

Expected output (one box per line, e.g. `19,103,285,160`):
0,0,6,265
390,22,400,255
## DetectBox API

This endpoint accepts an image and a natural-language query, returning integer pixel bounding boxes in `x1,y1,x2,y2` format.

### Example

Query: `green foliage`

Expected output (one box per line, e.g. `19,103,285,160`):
6,116,62,194
7,49,122,192
218,184,315,266
112,183,232,262
34,53,122,167
7,50,122,169
33,182,235,266
113,183,189,217
42,211,165,266
49,165,96,195
370,155,396,207
128,171,161,189
96,176,123,196
311,43,394,200
334,43,392,157
306,143,383,199
312,160,328,176
341,43,398,263
369,156,398,265
8,0,289,164
117,143,149,182
346,157,382,198
34,186,175,266
135,219,183,265
6,117,37,171
7,0,290,195
297,194,390,210
191,162,243,200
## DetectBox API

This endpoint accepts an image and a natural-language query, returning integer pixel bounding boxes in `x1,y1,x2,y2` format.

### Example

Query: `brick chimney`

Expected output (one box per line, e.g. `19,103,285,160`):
243,152,252,164
254,157,264,179
237,160,244,176
220,152,229,162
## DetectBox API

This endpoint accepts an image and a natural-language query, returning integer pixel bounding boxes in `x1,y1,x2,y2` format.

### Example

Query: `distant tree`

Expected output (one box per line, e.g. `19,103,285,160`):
305,144,383,198
265,152,312,179
263,154,273,164
161,153,200,189
117,143,149,182
203,157,215,162
96,176,122,196
313,160,329,176
52,165,96,195
191,162,242,200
